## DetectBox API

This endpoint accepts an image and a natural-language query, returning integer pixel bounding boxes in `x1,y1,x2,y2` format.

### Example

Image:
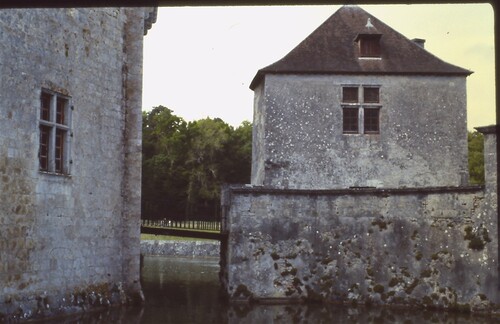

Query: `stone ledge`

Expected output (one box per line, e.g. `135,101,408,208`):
225,184,484,197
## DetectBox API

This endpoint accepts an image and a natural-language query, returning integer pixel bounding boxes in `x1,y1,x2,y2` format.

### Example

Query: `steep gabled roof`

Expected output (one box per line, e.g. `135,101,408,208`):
250,5,472,90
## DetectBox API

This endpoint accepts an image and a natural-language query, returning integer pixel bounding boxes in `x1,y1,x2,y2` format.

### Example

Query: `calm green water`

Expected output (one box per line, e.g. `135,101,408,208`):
42,256,498,323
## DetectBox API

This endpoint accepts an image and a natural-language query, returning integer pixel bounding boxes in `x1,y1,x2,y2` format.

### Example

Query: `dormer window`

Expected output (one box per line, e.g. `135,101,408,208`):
358,35,381,57
355,18,382,59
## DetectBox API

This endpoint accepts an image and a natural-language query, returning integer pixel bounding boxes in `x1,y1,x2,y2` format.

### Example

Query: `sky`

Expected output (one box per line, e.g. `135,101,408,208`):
142,4,495,129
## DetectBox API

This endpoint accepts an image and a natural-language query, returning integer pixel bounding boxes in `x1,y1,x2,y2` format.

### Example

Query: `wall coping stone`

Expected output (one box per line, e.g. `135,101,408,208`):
224,184,484,197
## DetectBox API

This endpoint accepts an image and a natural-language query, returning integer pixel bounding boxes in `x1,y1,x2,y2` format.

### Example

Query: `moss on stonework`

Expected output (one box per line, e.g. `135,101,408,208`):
401,268,411,277
233,284,253,299
271,252,280,260
415,251,423,261
253,247,264,257
464,225,491,251
388,277,401,287
405,279,419,294
422,295,433,305
420,269,432,278
373,284,385,294
371,218,388,231
305,285,322,302
469,237,487,250
75,283,110,296
321,257,333,265
453,303,471,313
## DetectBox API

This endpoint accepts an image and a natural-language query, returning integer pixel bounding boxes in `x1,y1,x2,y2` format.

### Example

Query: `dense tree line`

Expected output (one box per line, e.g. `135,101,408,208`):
468,130,484,185
142,106,252,221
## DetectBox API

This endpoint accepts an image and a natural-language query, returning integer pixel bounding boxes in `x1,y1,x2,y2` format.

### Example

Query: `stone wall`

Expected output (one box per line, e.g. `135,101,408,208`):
252,74,469,189
141,240,220,257
222,133,498,311
0,8,151,321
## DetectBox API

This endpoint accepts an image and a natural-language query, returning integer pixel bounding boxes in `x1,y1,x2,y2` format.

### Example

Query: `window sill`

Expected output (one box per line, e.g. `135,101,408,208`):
39,170,72,178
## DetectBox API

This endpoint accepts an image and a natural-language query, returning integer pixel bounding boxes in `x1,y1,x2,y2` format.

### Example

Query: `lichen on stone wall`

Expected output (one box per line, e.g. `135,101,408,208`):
223,186,498,312
464,224,491,251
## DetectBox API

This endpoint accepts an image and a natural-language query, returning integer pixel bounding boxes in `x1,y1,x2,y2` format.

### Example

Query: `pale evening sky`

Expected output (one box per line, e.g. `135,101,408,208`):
142,4,495,129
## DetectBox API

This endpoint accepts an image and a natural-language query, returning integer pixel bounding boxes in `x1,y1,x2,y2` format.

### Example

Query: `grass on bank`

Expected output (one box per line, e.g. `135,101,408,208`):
140,233,216,242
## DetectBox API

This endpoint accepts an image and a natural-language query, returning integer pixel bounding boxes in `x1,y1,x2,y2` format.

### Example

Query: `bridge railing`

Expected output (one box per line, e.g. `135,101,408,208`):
141,219,221,232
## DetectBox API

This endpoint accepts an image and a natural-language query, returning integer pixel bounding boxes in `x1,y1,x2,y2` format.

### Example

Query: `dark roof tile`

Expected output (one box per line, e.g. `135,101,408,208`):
250,5,472,90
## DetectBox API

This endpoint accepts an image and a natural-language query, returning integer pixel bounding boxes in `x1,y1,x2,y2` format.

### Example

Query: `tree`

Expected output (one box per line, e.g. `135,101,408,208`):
183,118,231,219
468,130,484,185
223,120,252,184
141,107,252,221
142,106,188,220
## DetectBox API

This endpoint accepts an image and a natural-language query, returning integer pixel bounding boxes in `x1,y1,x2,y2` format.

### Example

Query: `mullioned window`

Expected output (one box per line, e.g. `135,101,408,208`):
39,89,72,175
342,85,381,135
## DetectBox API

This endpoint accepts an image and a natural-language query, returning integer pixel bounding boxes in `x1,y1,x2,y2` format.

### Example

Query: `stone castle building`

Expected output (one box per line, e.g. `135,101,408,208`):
0,8,155,320
221,6,499,311
250,5,471,189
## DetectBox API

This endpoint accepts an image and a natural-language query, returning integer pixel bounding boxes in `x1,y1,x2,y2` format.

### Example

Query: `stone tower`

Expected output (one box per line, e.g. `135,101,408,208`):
0,8,155,320
250,5,471,189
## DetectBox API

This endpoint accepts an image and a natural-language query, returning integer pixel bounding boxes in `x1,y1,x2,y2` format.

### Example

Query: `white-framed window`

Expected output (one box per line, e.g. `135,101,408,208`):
39,89,72,175
342,85,381,135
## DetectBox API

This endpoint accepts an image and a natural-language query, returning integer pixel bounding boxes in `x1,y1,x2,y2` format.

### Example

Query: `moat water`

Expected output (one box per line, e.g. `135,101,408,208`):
44,255,498,323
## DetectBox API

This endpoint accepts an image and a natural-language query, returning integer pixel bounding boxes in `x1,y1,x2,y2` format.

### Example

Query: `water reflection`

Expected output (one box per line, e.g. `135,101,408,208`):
140,256,226,323
40,256,498,323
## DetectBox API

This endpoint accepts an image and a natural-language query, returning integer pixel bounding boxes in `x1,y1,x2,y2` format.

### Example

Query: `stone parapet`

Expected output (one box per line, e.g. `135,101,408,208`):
221,183,498,312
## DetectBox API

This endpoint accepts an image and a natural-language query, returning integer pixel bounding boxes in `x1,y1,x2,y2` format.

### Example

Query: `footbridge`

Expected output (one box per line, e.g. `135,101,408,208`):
141,219,226,241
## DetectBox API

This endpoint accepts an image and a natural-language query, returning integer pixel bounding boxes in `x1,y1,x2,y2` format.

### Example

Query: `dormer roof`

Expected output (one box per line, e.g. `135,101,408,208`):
250,5,472,90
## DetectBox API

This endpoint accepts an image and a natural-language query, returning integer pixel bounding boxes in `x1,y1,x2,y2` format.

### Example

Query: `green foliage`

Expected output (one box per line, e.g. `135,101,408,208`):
468,131,484,185
142,106,252,221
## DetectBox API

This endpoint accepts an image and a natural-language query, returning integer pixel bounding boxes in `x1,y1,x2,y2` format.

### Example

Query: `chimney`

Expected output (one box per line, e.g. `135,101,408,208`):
412,38,426,48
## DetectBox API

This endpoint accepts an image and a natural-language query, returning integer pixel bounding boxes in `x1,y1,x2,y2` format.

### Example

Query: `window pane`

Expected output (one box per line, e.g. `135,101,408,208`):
39,125,50,171
364,108,380,134
56,97,67,125
342,87,358,103
364,87,379,103
40,92,51,121
343,108,359,133
55,129,65,173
